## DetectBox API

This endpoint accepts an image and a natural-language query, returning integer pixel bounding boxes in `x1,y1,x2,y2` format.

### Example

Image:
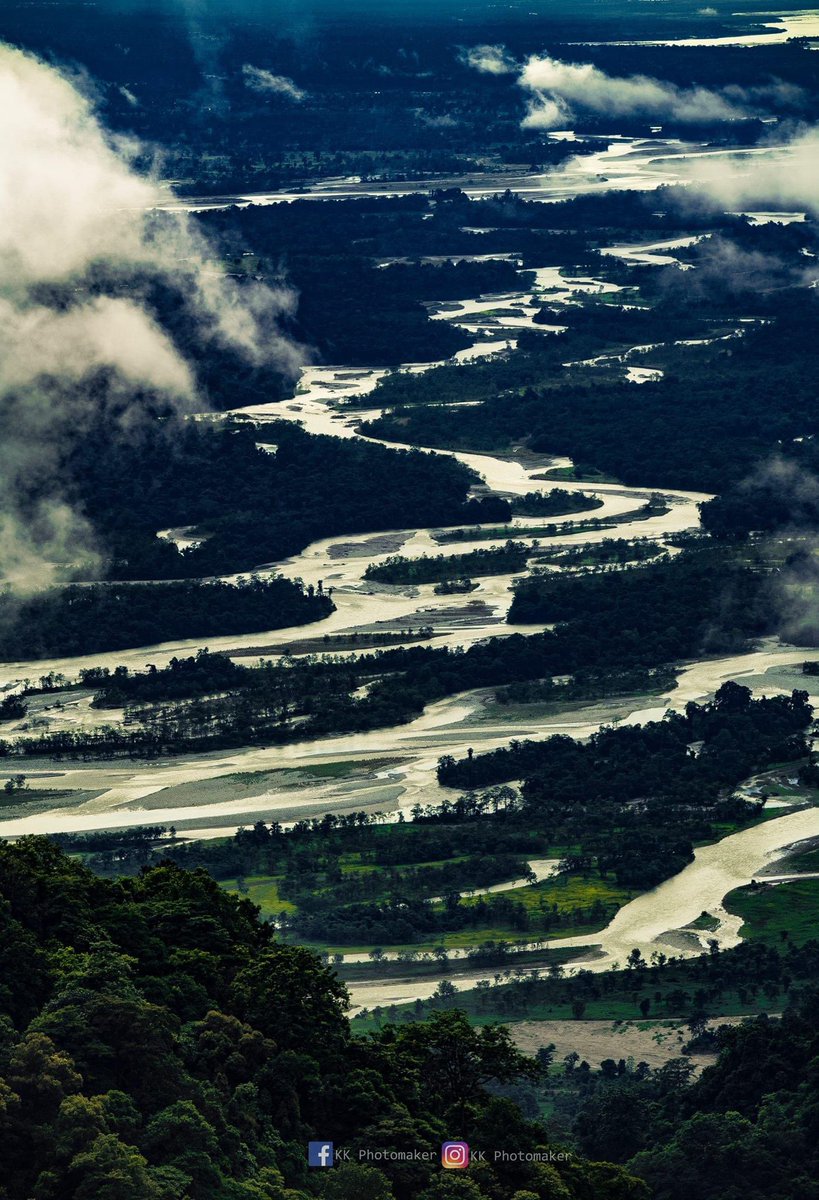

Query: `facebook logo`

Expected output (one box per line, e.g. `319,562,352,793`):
308,1142,334,1168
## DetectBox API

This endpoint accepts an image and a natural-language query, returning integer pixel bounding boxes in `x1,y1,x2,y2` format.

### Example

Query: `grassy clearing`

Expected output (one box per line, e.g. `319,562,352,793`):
724,878,819,947
777,845,819,873
467,689,670,727
460,872,632,915
222,874,296,915
339,853,473,875
687,911,720,932
228,758,401,785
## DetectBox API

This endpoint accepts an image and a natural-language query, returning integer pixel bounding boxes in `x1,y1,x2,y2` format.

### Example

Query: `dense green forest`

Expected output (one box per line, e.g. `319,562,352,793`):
505,548,763,628
511,490,602,518
701,441,819,539
6,837,819,1199
376,945,819,1199
362,292,819,494
0,838,650,1200
62,421,507,582
0,579,331,662
444,970,819,1200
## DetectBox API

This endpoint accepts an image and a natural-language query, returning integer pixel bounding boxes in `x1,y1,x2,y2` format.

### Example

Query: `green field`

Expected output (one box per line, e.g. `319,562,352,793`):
724,878,819,946
222,874,296,914
463,872,632,915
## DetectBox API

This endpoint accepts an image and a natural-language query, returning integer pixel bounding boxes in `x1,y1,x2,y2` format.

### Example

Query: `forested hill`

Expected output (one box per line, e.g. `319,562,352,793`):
0,838,648,1200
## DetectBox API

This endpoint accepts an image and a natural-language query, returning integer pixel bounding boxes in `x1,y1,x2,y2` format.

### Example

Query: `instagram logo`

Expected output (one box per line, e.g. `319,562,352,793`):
442,1142,470,1169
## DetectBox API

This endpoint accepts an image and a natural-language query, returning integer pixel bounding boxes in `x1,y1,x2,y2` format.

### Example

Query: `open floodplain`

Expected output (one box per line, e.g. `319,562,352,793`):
8,1,819,1194
2,176,819,1019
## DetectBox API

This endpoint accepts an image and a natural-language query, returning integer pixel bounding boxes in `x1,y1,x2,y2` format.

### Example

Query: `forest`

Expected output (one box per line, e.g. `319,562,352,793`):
511,490,602,518
401,949,819,1200
701,439,819,539
62,420,505,583
363,290,819,494
0,578,331,663
363,541,529,585
7,834,819,1199
0,837,654,1200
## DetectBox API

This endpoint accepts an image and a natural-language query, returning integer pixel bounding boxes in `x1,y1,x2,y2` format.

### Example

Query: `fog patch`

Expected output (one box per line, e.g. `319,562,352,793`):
658,235,818,298
0,41,302,591
731,459,819,647
689,127,819,216
519,55,776,128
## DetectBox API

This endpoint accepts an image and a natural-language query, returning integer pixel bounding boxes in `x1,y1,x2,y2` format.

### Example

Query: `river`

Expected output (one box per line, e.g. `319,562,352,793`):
0,233,714,838
3,171,817,1012
155,133,800,214
581,8,819,48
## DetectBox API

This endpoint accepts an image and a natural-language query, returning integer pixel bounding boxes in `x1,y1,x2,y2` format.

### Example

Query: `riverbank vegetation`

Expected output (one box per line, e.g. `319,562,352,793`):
435,683,812,892
531,538,665,570
363,540,529,585
432,495,667,544
512,488,603,517
362,291,819,494
0,578,331,662
67,419,507,581
1,545,776,757
724,877,819,947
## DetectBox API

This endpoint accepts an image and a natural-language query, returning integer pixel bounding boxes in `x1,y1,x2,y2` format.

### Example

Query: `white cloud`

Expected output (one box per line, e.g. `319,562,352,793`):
0,42,303,589
460,43,797,129
458,44,518,76
242,64,307,102
521,94,571,131
519,53,749,128
0,298,195,396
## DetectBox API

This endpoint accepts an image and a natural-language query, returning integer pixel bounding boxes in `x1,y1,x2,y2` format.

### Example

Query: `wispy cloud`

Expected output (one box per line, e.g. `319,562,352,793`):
462,44,801,129
520,55,749,126
242,64,307,102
